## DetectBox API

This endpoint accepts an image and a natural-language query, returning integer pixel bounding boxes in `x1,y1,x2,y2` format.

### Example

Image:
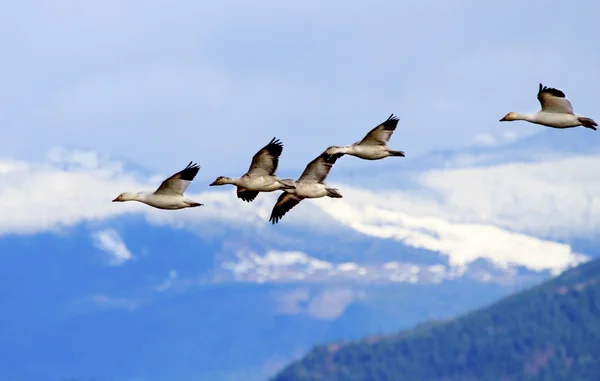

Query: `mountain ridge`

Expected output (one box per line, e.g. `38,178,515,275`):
271,257,600,381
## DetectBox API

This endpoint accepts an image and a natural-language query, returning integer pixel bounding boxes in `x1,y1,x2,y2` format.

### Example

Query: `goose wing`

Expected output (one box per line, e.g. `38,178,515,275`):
269,192,304,224
246,137,284,176
537,83,574,114
298,151,344,183
358,114,400,146
154,161,200,196
237,187,259,203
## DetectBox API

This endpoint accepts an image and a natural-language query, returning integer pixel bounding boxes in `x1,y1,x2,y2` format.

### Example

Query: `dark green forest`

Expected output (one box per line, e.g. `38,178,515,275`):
272,259,600,381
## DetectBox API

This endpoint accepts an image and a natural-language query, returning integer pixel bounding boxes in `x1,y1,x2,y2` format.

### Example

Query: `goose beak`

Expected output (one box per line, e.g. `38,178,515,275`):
209,181,217,186
112,197,119,202
499,116,508,122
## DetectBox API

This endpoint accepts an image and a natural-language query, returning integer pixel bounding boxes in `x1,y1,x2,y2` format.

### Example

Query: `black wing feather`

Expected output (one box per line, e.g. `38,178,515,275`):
179,161,201,181
237,187,259,203
538,83,566,98
269,192,303,224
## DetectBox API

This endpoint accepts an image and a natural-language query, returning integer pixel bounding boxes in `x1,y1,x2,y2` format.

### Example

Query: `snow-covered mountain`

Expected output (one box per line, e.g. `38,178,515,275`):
1,128,598,381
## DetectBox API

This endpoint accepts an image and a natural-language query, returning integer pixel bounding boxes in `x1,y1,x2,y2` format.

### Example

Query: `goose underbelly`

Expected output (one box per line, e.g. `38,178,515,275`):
144,195,188,210
295,183,328,198
534,112,581,128
350,146,389,160
242,176,282,191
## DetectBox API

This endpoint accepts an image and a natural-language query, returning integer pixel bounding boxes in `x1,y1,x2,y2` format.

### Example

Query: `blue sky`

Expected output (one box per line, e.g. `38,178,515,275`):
1,0,598,176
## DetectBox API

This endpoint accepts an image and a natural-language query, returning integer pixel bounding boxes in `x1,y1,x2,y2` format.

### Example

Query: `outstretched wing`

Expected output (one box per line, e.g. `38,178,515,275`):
154,161,200,196
269,192,304,224
237,187,259,203
246,137,284,176
537,83,574,114
358,114,400,146
298,151,344,183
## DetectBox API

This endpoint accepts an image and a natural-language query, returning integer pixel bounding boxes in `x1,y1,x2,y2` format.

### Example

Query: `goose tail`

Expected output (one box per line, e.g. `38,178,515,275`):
326,188,343,198
390,150,406,157
579,117,598,131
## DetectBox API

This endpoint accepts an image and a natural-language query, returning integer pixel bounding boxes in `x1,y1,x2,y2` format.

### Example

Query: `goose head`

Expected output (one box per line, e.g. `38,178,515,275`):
209,176,234,186
500,112,520,122
325,145,347,155
112,192,138,202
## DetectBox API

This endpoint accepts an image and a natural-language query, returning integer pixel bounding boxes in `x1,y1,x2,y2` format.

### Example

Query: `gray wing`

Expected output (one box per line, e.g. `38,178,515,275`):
298,151,344,183
358,114,400,146
154,162,200,196
537,83,574,114
269,192,304,224
246,137,284,176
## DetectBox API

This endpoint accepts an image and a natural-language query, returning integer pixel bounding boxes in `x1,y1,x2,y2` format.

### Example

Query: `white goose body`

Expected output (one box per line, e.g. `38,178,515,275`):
123,193,201,210
325,114,405,160
209,137,296,203
113,162,203,210
500,83,597,130
331,144,396,160
515,112,582,128
269,151,344,224
213,174,292,191
290,182,330,198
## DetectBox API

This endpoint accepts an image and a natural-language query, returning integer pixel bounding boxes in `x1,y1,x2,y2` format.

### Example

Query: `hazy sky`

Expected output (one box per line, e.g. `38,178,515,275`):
1,0,598,173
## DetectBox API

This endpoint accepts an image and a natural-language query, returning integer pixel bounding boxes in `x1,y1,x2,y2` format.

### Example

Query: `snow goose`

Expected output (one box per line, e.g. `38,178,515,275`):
209,137,296,203
112,161,203,210
325,114,405,160
500,83,597,130
269,150,344,224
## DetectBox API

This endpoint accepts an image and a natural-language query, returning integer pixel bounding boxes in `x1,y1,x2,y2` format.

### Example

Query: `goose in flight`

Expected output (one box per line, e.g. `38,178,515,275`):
500,83,597,130
325,114,405,160
112,161,203,210
209,137,296,203
269,150,344,224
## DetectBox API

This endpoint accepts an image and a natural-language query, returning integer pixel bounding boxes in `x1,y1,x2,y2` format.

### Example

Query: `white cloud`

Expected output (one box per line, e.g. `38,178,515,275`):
319,202,586,275
307,288,360,320
470,131,530,148
0,148,596,276
91,228,133,266
472,133,497,147
155,270,178,292
272,287,364,320
414,155,600,238
217,249,559,284
89,294,141,311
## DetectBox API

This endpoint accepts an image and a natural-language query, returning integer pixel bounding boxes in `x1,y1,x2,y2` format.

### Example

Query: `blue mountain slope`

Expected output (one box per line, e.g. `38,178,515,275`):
0,216,533,381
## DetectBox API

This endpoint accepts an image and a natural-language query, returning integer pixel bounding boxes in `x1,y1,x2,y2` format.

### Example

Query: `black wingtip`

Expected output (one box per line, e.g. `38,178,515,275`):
382,113,400,129
268,137,283,147
180,162,200,181
184,161,200,170
263,137,284,157
538,83,566,98
268,212,280,224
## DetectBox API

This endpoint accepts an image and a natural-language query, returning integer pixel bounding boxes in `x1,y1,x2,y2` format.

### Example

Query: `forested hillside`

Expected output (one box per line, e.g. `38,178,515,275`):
272,258,600,381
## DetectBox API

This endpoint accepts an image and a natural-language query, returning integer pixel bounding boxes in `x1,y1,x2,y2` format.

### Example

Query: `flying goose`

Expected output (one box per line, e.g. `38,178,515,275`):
325,114,405,160
112,161,203,210
500,83,597,130
269,150,344,224
209,137,296,202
